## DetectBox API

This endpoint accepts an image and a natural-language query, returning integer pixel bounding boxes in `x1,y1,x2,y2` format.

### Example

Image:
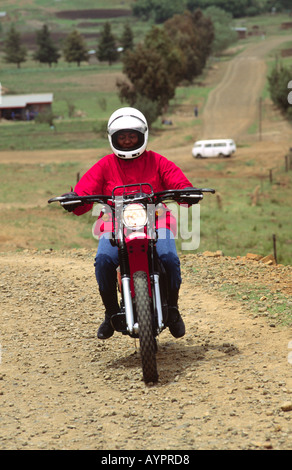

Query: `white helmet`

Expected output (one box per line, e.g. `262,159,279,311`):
107,107,148,159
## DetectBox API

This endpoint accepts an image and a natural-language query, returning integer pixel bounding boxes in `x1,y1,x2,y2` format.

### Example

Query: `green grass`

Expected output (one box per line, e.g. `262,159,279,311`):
2,160,291,264
1,8,290,152
0,55,215,150
0,0,148,47
234,12,292,37
0,58,125,150
0,161,81,203
0,60,124,113
0,161,100,250
219,282,292,326
0,119,109,151
176,171,292,266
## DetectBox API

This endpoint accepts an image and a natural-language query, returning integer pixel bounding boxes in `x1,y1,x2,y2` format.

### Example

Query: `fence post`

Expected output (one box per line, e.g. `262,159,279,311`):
273,234,277,265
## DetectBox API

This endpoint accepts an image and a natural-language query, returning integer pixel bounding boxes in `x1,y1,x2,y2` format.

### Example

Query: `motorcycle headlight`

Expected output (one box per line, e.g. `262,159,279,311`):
123,203,147,229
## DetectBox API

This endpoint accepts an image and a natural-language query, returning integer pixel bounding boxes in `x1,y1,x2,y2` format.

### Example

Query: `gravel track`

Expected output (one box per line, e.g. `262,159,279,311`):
1,250,291,450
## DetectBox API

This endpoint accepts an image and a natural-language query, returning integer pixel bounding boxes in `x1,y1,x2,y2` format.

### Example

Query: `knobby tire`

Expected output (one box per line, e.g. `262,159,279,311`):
133,271,158,384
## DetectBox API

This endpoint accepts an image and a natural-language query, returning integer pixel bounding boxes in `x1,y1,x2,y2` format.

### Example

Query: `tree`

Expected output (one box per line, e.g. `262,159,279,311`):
276,0,292,10
120,23,134,53
186,0,265,18
204,6,237,55
34,24,60,67
132,0,154,21
133,95,160,128
117,28,180,111
268,61,292,120
117,10,214,121
63,30,88,66
144,26,185,88
117,44,176,109
164,10,214,82
132,0,185,23
97,22,118,65
4,25,27,69
152,0,185,23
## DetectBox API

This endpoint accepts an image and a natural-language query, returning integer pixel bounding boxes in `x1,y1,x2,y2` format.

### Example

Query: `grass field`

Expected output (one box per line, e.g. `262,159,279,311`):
0,55,214,151
0,0,148,48
1,158,291,265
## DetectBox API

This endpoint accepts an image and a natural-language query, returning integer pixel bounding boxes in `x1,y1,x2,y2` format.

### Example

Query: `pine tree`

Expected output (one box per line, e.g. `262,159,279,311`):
4,25,27,69
97,22,118,65
34,24,60,67
120,23,134,52
63,30,88,66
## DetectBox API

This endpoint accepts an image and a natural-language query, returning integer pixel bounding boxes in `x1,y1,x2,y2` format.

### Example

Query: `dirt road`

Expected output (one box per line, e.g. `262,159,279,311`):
1,250,291,450
202,36,292,140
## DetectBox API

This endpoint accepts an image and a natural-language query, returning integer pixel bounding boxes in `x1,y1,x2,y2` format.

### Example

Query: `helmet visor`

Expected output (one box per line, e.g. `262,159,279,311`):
111,130,145,152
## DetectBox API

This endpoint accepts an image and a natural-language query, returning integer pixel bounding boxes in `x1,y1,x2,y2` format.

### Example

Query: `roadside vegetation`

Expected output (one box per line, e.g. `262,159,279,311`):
1,157,291,265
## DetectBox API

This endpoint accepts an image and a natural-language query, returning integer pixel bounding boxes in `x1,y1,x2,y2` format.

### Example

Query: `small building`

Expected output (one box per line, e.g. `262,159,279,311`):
0,93,53,120
233,27,247,39
281,22,292,30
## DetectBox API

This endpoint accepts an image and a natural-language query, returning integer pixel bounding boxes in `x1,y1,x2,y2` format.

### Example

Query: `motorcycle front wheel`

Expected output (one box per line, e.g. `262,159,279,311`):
133,271,158,384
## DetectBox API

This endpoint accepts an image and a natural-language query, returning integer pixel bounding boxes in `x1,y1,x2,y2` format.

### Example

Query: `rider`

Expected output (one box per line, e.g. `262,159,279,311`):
62,107,193,340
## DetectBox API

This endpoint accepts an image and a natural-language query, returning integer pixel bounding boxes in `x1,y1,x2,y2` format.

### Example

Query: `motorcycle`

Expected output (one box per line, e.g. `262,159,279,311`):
48,185,215,383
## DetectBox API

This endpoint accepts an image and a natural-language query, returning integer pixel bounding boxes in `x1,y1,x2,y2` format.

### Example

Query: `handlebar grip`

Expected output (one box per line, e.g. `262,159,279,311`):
201,188,216,194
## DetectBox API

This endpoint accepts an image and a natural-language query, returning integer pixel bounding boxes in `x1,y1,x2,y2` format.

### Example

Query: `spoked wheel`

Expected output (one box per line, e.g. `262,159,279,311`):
133,271,158,384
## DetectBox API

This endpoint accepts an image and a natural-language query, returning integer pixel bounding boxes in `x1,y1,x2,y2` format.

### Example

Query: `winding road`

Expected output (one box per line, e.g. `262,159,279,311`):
202,36,292,140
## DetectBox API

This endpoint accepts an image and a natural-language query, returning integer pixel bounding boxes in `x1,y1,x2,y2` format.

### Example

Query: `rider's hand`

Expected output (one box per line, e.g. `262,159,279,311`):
180,187,201,204
61,191,82,212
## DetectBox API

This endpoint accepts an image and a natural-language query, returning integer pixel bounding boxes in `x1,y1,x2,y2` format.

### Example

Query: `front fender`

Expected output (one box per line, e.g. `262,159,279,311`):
125,232,151,297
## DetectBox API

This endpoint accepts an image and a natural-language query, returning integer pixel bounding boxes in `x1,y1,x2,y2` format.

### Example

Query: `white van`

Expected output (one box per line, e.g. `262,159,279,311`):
192,139,236,158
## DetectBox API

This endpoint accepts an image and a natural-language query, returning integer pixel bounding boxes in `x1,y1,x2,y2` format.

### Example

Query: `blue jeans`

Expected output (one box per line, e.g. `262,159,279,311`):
94,229,181,313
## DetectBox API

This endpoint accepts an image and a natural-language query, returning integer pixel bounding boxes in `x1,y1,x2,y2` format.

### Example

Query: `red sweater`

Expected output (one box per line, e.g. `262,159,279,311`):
73,150,192,236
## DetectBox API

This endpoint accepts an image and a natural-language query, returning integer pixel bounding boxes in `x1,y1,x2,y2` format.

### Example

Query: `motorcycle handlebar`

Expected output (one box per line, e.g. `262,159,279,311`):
48,187,215,206
48,194,113,205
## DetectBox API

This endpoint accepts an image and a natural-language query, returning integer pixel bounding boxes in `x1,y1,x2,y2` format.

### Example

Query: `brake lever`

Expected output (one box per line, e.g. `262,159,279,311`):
60,200,83,206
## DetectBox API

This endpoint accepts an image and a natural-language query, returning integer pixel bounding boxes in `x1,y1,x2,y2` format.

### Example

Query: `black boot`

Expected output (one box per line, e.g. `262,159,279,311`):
167,289,185,338
97,313,114,339
168,308,185,338
97,290,119,340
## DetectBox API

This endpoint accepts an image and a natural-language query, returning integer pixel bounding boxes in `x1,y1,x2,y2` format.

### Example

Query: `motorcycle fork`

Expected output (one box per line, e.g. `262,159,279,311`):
149,241,164,333
119,235,164,335
118,239,136,335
